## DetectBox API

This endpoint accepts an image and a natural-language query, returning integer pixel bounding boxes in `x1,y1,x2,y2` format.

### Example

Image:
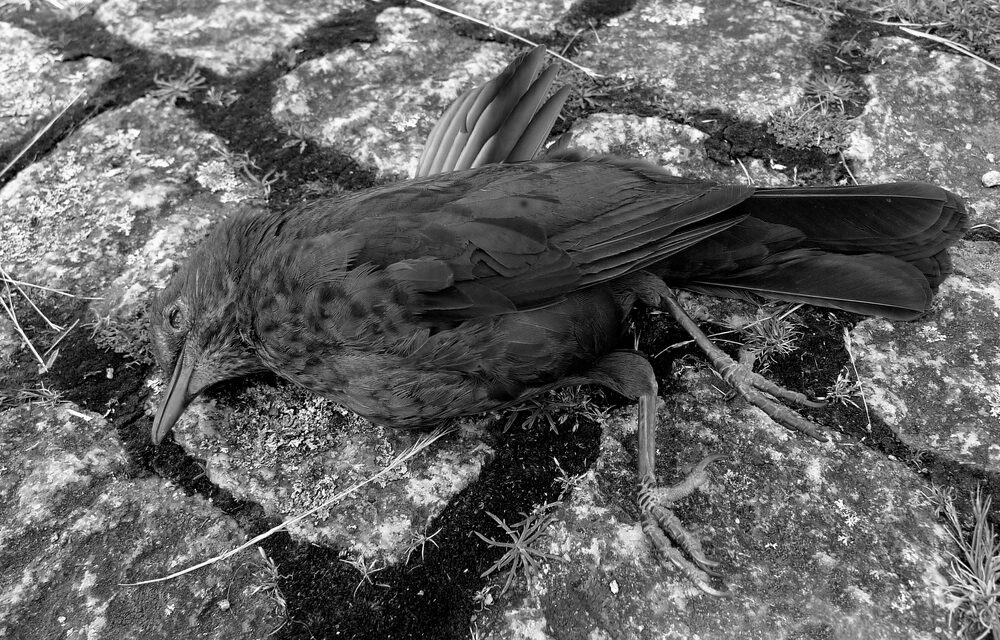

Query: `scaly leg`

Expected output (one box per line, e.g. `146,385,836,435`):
588,351,726,595
638,391,727,596
657,287,829,442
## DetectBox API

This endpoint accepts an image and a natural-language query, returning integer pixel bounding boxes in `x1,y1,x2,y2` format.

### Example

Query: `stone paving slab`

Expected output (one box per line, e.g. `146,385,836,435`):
0,21,114,148
0,403,283,639
0,1,997,639
95,0,367,75
577,0,824,121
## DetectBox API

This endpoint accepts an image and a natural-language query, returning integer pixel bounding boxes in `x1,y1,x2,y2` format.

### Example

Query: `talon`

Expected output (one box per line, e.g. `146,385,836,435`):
659,290,831,440
695,580,729,598
692,453,727,473
635,377,728,595
702,564,725,579
638,452,727,595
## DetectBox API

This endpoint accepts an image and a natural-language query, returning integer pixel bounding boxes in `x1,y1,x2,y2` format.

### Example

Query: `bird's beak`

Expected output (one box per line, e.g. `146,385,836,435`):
152,349,197,445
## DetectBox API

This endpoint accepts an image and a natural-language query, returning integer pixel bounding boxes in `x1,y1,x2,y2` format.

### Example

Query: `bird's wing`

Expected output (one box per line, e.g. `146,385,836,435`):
415,45,571,176
299,157,753,324
650,182,969,319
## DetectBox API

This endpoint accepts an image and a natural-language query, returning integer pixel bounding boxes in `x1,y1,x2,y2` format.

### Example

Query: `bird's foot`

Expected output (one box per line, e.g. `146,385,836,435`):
632,392,728,595
658,290,828,442
639,455,727,596
712,351,827,441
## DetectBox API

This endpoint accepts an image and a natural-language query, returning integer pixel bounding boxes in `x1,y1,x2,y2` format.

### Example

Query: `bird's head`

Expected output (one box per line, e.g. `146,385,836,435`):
149,220,266,444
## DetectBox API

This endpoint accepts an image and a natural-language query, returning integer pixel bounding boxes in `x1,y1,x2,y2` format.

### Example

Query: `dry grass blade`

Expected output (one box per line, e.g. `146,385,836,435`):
410,0,601,78
0,86,86,181
777,0,844,17
841,327,871,431
840,151,858,185
4,279,61,333
0,267,89,372
886,24,1000,74
0,285,45,370
969,223,999,234
119,425,455,586
0,275,99,299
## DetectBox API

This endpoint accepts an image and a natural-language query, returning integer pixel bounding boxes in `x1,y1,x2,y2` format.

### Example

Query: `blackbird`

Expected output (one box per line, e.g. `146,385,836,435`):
149,47,968,593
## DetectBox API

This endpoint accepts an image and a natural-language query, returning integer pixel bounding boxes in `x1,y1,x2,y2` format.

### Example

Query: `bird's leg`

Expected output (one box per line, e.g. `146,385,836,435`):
656,289,829,442
587,351,725,595
637,389,727,596
611,272,827,440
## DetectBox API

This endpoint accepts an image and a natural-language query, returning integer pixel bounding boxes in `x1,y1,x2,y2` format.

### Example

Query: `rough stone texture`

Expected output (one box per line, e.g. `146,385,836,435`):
847,37,1000,226
0,403,283,639
577,0,823,121
568,112,792,186
0,0,997,638
0,98,245,297
271,7,516,177
95,0,366,75
447,0,575,35
170,380,496,557
852,242,1000,472
483,375,958,639
0,21,114,148
0,95,256,370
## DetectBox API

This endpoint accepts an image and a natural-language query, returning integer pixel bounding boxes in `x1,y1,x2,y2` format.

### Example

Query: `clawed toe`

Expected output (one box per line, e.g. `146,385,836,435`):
639,455,728,596
716,360,828,441
659,289,830,441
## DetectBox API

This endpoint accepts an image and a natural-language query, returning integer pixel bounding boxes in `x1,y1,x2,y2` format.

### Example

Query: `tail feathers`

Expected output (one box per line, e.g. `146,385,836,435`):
913,249,954,289
415,46,569,177
682,249,934,320
740,182,968,269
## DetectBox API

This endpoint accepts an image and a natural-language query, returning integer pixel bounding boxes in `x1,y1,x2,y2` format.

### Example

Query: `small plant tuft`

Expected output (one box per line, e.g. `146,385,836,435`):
474,501,563,595
204,86,239,108
151,65,208,105
734,306,803,371
503,386,608,434
88,307,154,365
943,487,1000,639
822,367,862,407
804,73,859,112
340,553,386,597
403,521,442,565
248,546,288,621
768,105,853,155
471,585,494,611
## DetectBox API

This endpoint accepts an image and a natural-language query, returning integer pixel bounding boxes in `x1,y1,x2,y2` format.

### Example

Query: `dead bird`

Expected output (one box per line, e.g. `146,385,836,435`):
149,46,967,593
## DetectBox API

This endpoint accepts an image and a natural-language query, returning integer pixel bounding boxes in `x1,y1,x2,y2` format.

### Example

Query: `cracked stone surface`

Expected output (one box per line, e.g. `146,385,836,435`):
447,0,576,36
568,112,792,186
846,37,1000,225
95,0,367,75
0,22,115,148
272,7,516,177
577,0,823,121
0,1,997,638
483,378,955,639
171,381,496,557
0,404,283,639
851,242,1000,472
0,97,241,296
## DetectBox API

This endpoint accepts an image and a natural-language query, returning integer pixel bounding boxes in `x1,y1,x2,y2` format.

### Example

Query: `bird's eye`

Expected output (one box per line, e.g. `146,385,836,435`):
167,306,183,330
